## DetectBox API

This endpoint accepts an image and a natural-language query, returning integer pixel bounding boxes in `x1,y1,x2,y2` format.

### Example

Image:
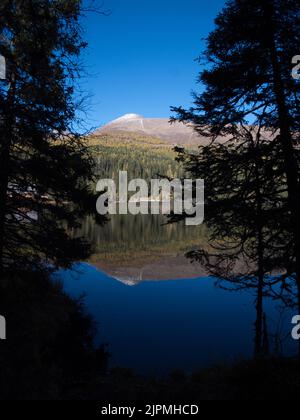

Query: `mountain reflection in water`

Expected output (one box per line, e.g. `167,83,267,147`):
62,214,299,374
74,214,207,283
58,264,298,375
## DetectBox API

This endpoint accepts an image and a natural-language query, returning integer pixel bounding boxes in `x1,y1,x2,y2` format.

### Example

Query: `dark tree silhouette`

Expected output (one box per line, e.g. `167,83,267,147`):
173,123,292,356
172,0,300,347
0,0,103,272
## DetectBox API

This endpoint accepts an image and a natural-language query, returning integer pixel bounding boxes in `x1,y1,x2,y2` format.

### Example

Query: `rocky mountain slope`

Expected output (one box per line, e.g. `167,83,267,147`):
92,113,205,146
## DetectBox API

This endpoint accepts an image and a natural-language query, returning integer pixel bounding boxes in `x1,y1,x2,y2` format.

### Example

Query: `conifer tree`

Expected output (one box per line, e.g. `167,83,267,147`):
174,123,291,355
172,0,300,322
0,0,101,272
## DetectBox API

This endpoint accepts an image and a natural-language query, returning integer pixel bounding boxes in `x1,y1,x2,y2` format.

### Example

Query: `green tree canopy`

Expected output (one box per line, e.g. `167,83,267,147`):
172,0,300,354
0,0,102,272
172,0,300,311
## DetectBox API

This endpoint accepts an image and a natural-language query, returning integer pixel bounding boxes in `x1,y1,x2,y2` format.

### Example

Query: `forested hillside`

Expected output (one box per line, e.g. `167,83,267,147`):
88,131,185,182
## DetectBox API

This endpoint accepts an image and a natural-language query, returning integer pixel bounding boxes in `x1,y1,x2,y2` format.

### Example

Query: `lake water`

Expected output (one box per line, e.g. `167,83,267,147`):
58,261,298,376
57,214,299,375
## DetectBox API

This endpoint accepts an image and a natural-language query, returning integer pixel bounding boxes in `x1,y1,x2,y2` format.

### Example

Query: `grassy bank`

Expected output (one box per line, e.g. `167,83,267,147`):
1,270,300,400
0,270,108,400
74,358,300,401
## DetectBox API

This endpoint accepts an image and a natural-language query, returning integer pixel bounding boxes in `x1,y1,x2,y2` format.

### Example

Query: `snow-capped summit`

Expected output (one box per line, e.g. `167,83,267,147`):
93,113,204,145
113,113,143,122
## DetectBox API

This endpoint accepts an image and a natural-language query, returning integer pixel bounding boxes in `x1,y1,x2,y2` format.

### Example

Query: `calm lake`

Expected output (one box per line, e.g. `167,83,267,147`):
58,214,298,376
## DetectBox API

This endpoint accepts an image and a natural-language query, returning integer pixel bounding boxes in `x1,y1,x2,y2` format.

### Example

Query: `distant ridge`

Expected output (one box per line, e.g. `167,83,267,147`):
92,113,206,146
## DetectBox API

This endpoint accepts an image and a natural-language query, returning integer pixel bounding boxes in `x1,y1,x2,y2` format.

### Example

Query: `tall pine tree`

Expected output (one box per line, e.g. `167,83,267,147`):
0,0,102,272
174,123,292,355
172,0,300,314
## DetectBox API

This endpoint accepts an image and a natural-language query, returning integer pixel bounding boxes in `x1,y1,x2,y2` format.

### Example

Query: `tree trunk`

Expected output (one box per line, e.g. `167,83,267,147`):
270,41,300,331
254,200,265,357
254,137,265,358
264,0,300,354
255,271,264,357
0,77,16,272
262,313,270,356
0,144,11,271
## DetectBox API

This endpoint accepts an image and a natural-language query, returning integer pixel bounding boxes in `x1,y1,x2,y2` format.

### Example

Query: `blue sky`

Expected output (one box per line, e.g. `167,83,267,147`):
80,0,226,129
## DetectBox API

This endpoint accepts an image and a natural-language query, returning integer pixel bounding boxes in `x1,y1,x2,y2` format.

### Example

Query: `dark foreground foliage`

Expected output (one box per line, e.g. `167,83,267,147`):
1,271,300,400
85,358,300,401
0,270,108,400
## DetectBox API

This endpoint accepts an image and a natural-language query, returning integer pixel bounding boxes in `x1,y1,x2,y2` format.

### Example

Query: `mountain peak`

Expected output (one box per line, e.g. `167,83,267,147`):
113,113,144,122
93,113,204,146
